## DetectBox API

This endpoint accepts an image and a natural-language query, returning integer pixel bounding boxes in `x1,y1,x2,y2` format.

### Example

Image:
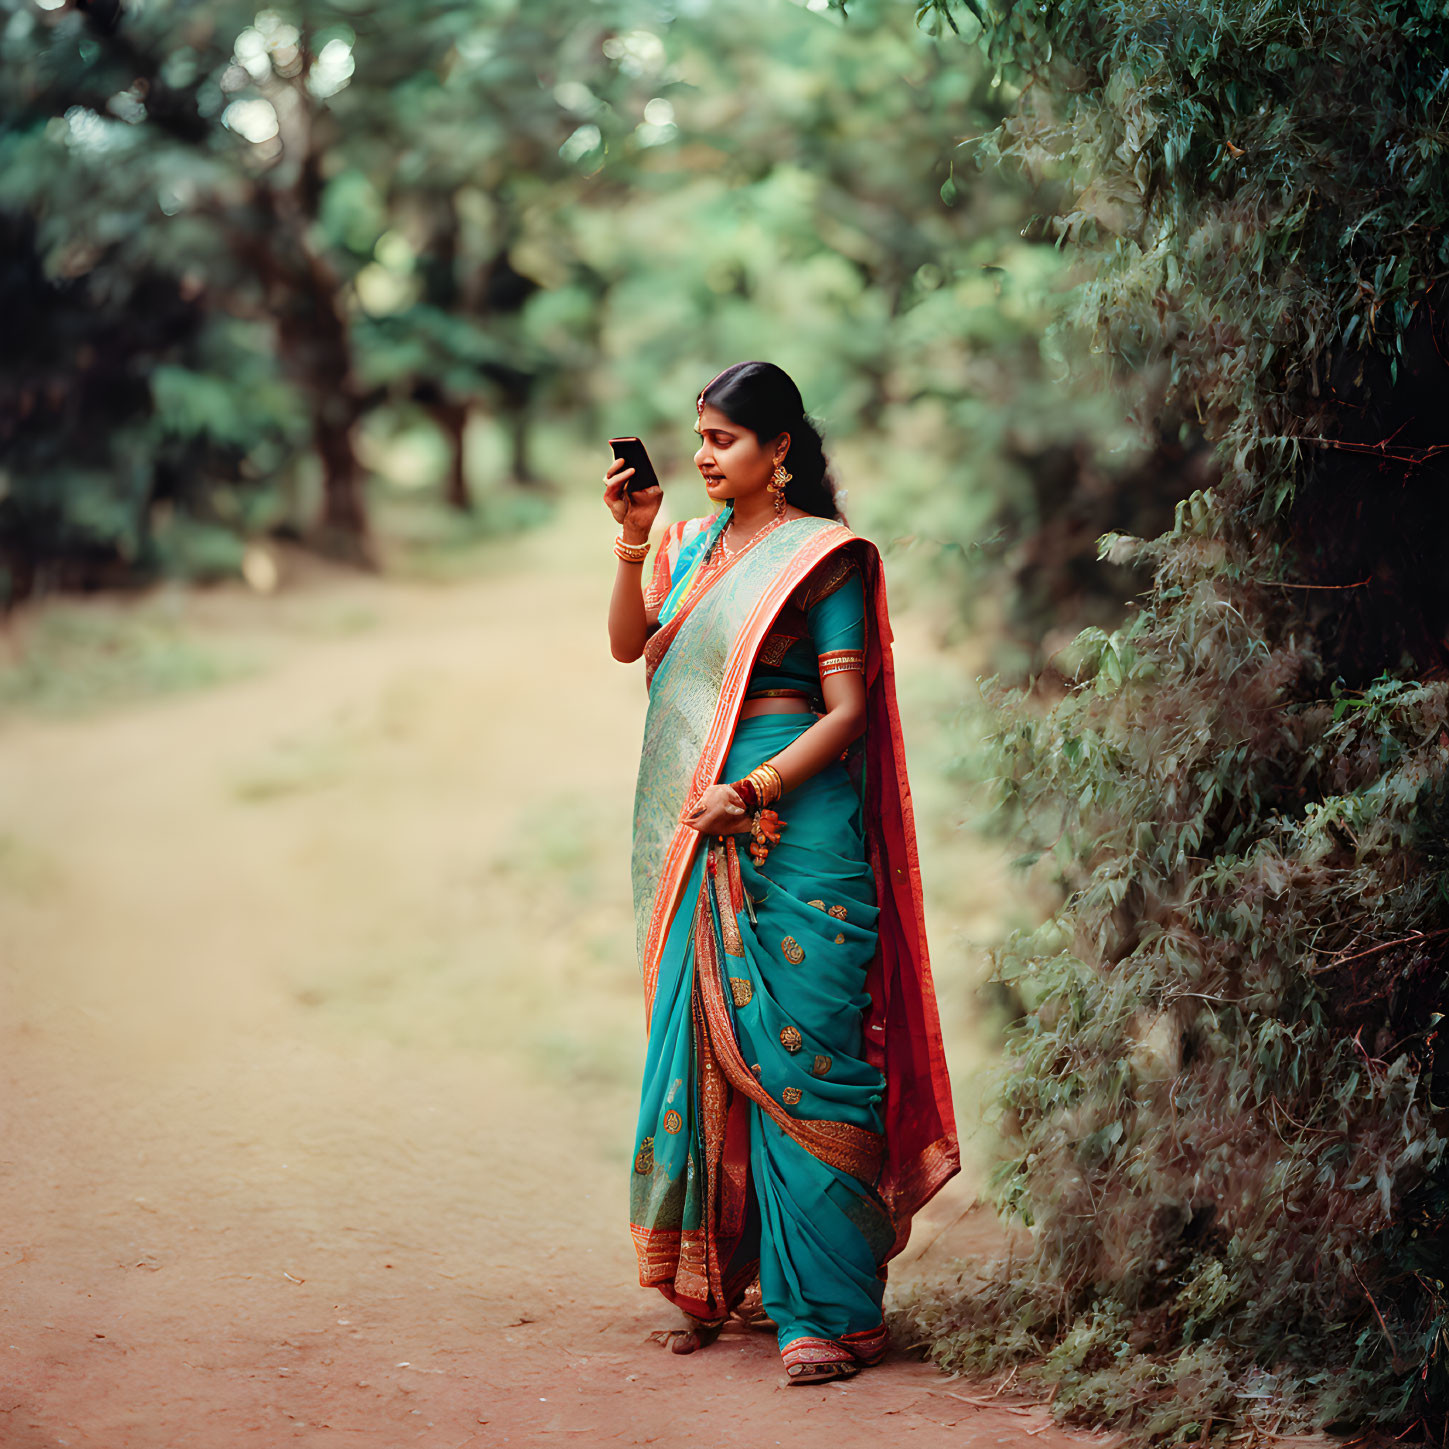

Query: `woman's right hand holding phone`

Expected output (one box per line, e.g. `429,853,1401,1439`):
604,456,663,543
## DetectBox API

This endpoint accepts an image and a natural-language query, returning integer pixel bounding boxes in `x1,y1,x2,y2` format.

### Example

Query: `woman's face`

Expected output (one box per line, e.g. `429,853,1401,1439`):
694,403,786,506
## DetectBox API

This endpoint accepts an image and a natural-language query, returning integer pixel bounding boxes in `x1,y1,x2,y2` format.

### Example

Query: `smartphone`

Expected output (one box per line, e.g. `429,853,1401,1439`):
608,436,661,494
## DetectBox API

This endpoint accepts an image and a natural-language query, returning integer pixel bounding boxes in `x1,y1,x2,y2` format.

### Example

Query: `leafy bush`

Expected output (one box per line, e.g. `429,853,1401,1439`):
897,0,1449,1440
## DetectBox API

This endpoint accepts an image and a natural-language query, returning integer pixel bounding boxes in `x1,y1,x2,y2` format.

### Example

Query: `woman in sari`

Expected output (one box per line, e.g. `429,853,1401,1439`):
603,361,958,1385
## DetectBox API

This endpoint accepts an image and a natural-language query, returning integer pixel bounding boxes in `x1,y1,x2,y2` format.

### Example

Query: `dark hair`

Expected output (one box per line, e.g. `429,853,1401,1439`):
697,361,843,522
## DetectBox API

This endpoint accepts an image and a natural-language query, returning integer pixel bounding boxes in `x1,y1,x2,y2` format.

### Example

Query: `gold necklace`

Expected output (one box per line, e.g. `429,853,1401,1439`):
718,510,784,562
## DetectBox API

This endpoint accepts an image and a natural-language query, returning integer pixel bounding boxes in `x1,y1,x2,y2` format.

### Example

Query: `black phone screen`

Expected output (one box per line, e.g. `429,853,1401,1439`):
608,437,661,494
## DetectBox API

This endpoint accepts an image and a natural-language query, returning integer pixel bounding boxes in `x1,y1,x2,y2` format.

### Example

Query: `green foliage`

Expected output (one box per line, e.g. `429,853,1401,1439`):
5,0,1138,614
0,0,676,579
896,1,1449,1441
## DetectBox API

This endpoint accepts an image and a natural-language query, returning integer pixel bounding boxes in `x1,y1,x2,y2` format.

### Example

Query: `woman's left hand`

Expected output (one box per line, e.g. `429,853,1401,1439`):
682,784,752,836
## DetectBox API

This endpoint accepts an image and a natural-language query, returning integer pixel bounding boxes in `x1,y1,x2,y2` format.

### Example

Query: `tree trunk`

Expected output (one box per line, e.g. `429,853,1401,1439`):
434,400,472,511
508,401,535,486
242,186,373,562
313,402,370,561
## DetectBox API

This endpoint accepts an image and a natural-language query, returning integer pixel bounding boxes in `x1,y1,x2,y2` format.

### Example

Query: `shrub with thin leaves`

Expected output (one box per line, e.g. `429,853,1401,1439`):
895,0,1449,1440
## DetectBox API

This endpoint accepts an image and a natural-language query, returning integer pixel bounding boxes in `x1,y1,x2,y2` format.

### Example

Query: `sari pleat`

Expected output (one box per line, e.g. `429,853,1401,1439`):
634,716,894,1347
752,1114,889,1346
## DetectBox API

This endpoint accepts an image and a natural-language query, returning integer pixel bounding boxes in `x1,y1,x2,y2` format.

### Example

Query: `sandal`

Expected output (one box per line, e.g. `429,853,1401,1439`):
731,1287,777,1333
648,1315,725,1355
781,1324,889,1383
781,1337,860,1384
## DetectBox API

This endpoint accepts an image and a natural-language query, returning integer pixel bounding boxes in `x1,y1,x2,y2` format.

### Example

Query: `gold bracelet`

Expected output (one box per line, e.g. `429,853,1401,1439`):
759,763,783,803
745,762,783,807
614,535,650,564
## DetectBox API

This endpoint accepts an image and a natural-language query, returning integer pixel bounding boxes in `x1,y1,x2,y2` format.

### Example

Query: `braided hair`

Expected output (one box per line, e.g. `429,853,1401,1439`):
697,362,844,522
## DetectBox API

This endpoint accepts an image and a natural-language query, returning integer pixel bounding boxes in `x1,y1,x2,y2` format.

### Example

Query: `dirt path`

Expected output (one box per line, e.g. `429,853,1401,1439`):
0,500,1088,1448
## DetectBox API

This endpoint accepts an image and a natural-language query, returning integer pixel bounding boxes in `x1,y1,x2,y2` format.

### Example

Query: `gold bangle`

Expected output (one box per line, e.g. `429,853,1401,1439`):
614,535,650,563
746,762,783,807
760,763,783,803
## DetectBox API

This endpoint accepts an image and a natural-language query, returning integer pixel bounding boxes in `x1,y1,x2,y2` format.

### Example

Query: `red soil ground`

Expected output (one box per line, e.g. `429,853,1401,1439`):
0,505,1097,1448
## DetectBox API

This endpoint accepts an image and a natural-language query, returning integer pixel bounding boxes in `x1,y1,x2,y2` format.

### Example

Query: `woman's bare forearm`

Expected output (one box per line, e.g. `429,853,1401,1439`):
602,462,663,663
608,558,652,662
757,672,867,794
764,703,866,792
691,675,868,835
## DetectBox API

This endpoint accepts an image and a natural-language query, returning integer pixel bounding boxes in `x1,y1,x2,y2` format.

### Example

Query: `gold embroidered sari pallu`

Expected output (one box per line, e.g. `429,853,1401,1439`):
628,511,958,1344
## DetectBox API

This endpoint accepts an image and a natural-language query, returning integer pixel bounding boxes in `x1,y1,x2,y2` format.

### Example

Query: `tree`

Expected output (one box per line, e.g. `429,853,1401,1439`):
0,38,306,593
4,0,1113,599
3,0,388,565
339,0,653,506
900,1,1449,1441
1,0,658,577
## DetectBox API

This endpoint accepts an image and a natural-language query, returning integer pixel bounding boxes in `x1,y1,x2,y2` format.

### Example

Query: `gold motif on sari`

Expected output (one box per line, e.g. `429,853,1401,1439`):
635,1137,655,1174
729,977,753,1008
781,936,805,964
780,1026,802,1053
835,933,846,945
756,631,801,668
782,1087,803,1106
720,903,746,957
812,1055,832,1077
663,1109,683,1135
827,904,848,920
794,553,856,609
807,899,827,911
711,844,747,956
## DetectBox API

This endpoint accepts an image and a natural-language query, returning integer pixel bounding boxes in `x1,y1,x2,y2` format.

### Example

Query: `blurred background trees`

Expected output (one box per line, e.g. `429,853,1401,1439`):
4,0,1150,627
2,0,656,580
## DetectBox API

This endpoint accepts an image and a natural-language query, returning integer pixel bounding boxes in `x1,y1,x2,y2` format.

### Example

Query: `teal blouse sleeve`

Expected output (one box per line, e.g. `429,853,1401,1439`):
808,568,865,655
743,559,866,697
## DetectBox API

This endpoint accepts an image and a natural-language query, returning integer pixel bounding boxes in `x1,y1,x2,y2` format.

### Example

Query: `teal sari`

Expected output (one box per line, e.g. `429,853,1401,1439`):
628,509,958,1369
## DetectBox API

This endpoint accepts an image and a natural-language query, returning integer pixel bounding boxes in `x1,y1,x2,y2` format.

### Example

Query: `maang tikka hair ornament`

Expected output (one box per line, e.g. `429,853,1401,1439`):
769,461,792,516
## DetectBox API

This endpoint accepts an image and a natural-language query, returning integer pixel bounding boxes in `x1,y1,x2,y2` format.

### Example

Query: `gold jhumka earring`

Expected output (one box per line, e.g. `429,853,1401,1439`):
769,462,791,516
